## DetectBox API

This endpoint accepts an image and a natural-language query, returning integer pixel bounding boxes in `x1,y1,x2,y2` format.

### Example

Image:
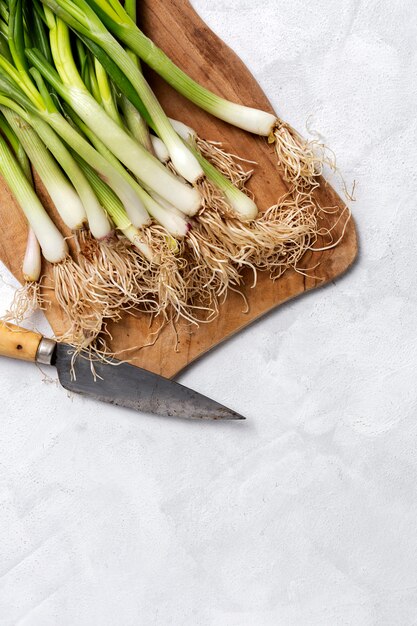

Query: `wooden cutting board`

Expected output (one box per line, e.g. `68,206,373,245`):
0,0,357,379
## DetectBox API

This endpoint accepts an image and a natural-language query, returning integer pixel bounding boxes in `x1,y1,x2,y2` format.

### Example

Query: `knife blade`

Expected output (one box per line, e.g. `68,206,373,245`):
0,322,245,420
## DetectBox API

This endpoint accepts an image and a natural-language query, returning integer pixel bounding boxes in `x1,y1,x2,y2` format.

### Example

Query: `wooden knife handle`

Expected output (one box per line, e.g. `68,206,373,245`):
0,321,44,362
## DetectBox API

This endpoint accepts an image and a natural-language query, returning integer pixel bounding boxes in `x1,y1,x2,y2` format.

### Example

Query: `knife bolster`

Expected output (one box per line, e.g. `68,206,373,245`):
36,337,57,365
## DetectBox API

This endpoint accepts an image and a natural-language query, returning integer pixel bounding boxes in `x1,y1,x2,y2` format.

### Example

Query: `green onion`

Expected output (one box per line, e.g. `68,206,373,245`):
189,140,258,221
121,94,153,153
0,0,151,231
0,130,67,263
71,152,156,260
150,135,169,164
153,118,258,221
2,106,88,231
62,102,191,236
0,0,325,345
169,118,197,142
28,4,258,221
0,99,114,238
0,113,42,283
119,0,152,152
93,56,121,125
39,0,205,184
0,108,31,178
21,227,42,282
74,0,277,135
78,0,322,188
26,32,202,215
0,69,149,228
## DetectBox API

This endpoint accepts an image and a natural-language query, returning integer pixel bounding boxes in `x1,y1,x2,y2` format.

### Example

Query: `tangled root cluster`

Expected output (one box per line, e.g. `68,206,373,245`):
5,128,349,362
3,280,46,324
196,137,255,190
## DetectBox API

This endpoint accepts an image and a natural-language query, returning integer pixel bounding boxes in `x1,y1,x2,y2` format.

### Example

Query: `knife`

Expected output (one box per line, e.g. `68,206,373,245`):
0,322,245,420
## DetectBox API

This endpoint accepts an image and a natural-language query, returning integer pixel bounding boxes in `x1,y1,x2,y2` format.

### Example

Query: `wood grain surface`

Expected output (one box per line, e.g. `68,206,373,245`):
0,0,357,378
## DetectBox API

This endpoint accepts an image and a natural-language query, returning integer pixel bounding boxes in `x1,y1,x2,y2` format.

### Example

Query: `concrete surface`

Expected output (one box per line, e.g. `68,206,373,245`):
0,1,416,624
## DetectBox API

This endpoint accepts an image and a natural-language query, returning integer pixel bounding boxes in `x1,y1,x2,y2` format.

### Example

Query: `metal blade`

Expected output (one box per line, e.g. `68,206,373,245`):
54,344,245,420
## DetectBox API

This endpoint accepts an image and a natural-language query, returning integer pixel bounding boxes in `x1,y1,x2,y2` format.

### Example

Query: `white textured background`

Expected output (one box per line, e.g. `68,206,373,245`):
1,1,417,624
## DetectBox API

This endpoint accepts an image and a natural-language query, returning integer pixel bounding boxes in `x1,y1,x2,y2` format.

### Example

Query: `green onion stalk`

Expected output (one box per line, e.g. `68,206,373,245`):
26,53,201,219
49,36,200,321
60,102,191,238
119,0,153,154
77,0,325,190
32,1,261,223
0,114,113,346
121,92,154,154
169,117,255,191
0,130,67,263
33,11,201,213
93,56,122,125
0,114,44,322
0,98,163,328
0,0,143,344
2,106,88,232
36,0,288,301
0,0,153,233
0,0,325,335
63,104,202,323
38,0,208,186
149,135,169,164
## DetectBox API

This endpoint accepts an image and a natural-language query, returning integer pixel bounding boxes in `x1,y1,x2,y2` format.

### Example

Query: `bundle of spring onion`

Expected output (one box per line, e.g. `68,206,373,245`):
0,0,346,355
